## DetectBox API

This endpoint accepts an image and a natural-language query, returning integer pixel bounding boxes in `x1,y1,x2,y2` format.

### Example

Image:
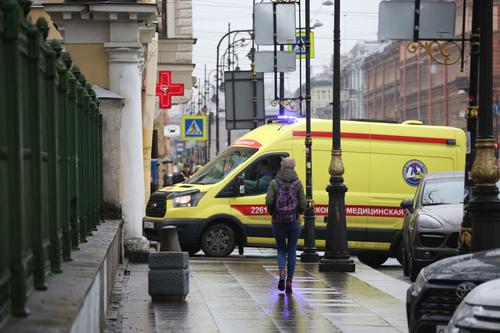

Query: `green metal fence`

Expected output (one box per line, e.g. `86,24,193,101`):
0,0,104,326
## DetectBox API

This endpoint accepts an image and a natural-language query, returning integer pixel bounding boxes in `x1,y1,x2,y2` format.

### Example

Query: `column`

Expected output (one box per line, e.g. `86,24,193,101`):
106,44,147,249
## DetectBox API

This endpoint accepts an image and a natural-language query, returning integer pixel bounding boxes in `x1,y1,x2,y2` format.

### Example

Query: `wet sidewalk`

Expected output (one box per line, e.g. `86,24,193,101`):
110,250,410,333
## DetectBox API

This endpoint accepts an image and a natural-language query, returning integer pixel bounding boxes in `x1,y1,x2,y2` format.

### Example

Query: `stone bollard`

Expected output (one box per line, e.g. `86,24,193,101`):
148,226,189,301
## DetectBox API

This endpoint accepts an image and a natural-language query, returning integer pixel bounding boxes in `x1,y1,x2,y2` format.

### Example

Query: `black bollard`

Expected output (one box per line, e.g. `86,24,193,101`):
159,226,181,252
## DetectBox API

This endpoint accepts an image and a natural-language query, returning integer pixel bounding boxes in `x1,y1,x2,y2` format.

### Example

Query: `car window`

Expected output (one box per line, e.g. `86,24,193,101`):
421,178,464,206
237,154,284,196
187,147,257,185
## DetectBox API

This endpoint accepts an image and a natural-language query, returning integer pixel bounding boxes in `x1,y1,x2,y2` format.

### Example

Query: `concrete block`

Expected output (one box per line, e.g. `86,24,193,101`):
128,250,150,263
148,252,189,269
148,269,189,299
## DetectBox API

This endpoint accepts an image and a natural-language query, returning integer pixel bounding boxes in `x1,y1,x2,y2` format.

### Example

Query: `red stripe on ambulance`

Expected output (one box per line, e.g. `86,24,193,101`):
230,204,404,217
292,131,452,145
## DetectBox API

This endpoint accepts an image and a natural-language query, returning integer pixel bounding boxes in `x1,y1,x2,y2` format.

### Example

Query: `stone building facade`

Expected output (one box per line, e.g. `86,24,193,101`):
362,0,500,137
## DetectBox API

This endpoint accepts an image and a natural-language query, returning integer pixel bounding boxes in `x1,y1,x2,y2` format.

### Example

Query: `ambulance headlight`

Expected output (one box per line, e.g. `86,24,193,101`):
418,215,443,229
173,192,205,207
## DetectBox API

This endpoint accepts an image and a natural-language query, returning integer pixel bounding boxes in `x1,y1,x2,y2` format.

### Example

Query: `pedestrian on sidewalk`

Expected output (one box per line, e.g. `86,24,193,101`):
265,157,306,294
172,163,191,184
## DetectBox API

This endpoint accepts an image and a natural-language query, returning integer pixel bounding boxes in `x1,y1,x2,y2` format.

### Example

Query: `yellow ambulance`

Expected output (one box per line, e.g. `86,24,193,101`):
143,118,465,266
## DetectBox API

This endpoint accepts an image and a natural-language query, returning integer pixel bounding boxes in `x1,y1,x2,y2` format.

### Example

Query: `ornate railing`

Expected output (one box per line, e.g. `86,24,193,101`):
0,0,103,326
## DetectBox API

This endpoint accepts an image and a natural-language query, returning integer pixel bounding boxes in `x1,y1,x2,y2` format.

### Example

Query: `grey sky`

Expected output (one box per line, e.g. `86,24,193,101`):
192,0,381,92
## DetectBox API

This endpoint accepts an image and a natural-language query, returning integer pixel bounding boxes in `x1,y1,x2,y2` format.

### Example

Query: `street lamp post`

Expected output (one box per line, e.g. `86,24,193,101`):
469,0,500,252
319,0,355,272
215,28,252,155
300,0,320,263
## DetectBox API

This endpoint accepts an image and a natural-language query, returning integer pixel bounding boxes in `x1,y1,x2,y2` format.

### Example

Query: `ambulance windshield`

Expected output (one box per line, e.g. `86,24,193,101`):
187,147,258,185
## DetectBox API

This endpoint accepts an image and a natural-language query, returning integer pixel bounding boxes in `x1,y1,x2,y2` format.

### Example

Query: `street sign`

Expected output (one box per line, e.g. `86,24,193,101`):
164,125,180,138
378,1,456,40
288,32,315,59
224,71,265,130
181,116,207,141
254,2,296,45
155,71,184,109
255,51,296,73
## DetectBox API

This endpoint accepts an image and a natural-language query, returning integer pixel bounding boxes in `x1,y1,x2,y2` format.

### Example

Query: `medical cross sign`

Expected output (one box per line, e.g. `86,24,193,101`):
155,71,184,109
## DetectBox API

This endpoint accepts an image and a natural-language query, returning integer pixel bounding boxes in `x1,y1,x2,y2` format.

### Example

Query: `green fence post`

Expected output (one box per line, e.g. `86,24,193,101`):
0,1,12,325
43,24,62,274
81,80,93,236
88,86,98,230
72,66,87,242
98,114,104,223
52,40,71,262
63,53,80,250
26,16,49,289
4,0,31,316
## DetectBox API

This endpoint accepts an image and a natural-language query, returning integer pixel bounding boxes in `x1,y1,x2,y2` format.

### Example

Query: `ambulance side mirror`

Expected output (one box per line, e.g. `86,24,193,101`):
400,198,414,213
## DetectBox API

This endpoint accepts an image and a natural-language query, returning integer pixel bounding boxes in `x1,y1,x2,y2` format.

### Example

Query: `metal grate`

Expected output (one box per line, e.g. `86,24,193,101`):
146,192,168,218
418,287,461,318
419,233,446,248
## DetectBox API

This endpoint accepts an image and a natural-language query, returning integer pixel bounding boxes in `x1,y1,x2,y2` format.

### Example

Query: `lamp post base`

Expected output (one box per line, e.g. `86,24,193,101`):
319,256,355,272
300,250,320,263
469,184,500,251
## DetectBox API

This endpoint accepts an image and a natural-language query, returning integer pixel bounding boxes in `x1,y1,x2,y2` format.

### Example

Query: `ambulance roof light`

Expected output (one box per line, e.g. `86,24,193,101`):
277,115,298,124
402,120,423,125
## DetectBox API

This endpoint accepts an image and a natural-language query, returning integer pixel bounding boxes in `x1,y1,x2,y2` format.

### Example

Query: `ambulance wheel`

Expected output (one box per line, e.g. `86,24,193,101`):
201,224,236,257
186,247,201,256
409,256,421,282
396,241,404,266
357,253,388,268
402,246,409,277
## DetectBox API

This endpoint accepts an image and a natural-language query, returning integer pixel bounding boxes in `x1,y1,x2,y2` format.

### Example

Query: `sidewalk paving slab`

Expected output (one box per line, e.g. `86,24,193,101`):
111,252,410,333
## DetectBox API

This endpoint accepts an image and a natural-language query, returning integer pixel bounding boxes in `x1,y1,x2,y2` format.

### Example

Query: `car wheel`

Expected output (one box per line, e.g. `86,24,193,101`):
357,253,388,268
201,224,236,257
409,255,420,282
402,246,409,277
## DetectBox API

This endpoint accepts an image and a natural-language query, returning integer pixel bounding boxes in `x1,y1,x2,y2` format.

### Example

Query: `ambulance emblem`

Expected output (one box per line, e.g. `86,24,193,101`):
403,160,427,186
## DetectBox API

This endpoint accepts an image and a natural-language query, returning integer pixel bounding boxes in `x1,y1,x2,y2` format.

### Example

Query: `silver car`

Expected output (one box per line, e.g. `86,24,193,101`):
447,277,500,332
401,172,465,281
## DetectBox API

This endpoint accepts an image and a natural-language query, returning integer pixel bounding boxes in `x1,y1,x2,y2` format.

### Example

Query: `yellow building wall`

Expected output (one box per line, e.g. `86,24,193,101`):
65,44,109,89
28,6,62,40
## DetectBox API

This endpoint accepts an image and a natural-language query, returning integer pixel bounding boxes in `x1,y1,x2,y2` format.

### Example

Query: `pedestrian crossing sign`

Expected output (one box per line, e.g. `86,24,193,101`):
288,32,315,59
181,115,207,141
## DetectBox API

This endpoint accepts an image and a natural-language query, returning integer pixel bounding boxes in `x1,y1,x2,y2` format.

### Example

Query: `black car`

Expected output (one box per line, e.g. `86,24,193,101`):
401,172,464,281
406,249,500,333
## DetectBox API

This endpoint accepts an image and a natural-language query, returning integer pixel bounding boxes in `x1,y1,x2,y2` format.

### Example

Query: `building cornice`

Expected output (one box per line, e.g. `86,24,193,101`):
44,2,157,22
158,37,197,45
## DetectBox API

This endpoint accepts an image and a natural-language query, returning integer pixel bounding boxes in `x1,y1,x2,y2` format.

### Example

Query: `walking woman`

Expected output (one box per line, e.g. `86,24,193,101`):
266,157,306,293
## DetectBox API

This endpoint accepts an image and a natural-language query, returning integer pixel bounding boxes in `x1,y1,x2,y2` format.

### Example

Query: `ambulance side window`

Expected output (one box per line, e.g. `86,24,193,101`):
237,154,285,196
